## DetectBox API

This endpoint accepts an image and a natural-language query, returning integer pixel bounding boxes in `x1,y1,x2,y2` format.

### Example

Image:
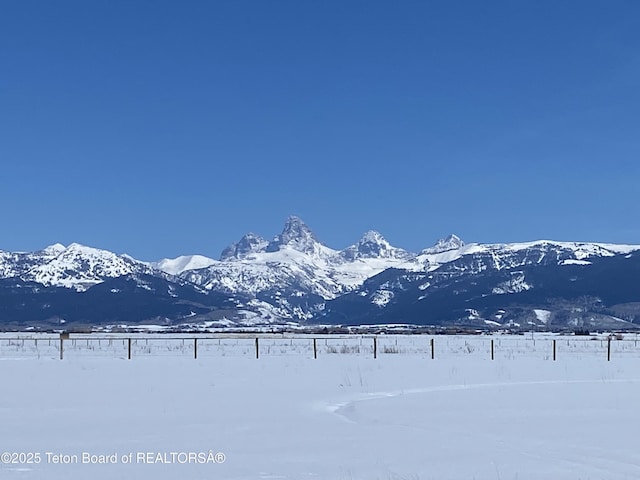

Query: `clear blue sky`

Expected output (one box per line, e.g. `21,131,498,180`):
2,1,640,260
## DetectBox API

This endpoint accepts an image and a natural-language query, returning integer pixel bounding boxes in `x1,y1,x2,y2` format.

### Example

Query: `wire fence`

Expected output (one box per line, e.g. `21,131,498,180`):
1,333,639,361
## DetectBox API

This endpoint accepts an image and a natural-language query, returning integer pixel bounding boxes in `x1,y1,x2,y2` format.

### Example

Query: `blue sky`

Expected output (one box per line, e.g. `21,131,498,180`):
2,1,640,260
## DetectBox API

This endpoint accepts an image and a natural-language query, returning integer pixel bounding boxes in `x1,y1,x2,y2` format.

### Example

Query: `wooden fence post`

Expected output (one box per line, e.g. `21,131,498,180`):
128,338,132,360
491,339,494,360
607,337,611,362
59,332,69,360
373,337,377,359
553,339,556,361
313,338,317,359
194,338,198,359
255,338,259,359
430,338,435,359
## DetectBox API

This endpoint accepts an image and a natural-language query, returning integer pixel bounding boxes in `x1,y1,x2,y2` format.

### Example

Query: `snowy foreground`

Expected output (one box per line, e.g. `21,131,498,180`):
2,334,640,479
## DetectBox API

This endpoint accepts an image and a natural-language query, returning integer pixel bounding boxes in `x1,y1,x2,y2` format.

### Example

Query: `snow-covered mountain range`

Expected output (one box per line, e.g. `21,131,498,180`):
2,216,640,330
174,217,413,297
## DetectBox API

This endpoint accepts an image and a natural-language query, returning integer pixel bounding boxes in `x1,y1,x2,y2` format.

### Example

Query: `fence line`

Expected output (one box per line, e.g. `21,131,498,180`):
0,334,638,361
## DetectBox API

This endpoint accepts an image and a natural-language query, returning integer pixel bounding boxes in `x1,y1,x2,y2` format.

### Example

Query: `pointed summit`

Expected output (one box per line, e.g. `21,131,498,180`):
422,234,465,255
41,243,66,256
280,215,319,245
266,216,323,254
360,230,386,244
340,230,412,261
220,232,268,261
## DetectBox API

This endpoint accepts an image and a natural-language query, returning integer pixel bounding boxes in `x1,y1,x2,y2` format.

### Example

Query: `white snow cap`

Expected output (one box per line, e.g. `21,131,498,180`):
154,255,218,275
360,230,386,243
42,243,66,255
422,234,465,255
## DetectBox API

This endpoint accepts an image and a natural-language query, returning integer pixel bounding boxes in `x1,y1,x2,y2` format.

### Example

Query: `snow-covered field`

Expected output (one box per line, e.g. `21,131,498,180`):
2,334,640,479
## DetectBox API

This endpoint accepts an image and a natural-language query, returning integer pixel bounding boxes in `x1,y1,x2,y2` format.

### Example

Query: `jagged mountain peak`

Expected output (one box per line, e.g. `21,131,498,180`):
280,215,319,244
340,230,412,261
422,234,465,255
360,230,386,243
266,216,324,254
355,230,393,254
220,232,268,261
